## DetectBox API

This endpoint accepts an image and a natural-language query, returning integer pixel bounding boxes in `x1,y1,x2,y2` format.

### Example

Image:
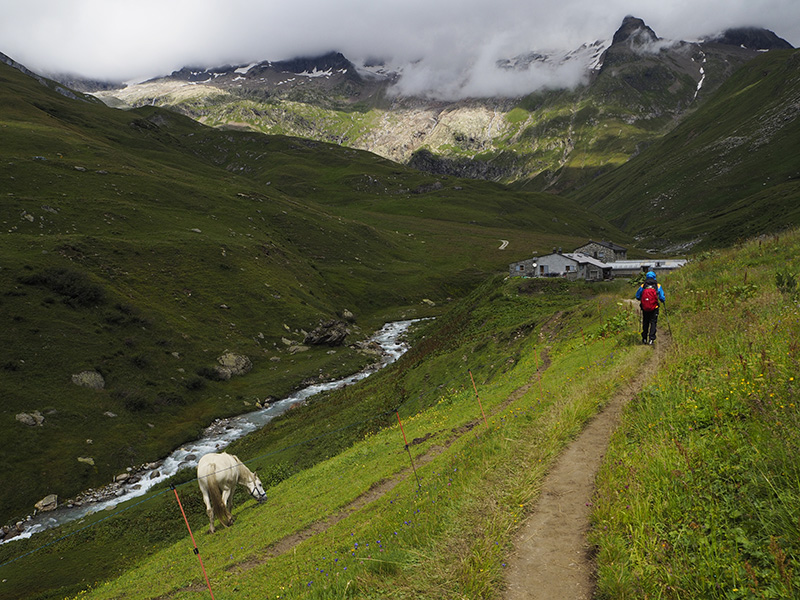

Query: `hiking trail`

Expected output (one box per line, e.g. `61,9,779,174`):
502,335,666,599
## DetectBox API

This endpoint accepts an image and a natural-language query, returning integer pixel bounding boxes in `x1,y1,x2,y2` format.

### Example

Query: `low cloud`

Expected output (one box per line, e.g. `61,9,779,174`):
389,44,593,100
0,0,797,98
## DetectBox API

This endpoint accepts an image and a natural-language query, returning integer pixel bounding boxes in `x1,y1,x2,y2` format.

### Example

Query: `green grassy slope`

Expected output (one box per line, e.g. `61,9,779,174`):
0,59,626,521
592,231,800,597
568,49,800,250
4,228,800,599
0,273,637,600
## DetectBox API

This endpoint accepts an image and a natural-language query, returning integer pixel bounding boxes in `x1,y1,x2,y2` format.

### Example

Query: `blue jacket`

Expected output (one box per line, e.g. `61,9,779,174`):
635,271,666,303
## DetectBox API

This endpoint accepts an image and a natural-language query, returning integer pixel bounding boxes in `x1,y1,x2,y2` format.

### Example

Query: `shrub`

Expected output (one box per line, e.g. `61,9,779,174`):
19,267,105,307
123,394,152,412
184,377,207,391
776,270,797,299
155,392,186,407
197,366,225,381
131,354,150,369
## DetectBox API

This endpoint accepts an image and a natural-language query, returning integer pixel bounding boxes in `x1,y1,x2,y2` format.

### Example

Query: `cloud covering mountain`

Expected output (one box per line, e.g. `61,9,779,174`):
1,0,798,98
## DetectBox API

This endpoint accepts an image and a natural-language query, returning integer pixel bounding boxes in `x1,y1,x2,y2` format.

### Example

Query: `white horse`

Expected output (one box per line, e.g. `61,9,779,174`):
197,452,267,533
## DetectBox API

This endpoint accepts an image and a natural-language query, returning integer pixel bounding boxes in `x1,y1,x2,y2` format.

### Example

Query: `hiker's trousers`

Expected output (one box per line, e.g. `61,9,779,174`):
642,308,659,342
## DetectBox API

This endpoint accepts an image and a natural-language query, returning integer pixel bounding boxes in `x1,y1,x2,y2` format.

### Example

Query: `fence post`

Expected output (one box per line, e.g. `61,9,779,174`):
172,484,217,599
468,370,488,425
396,411,422,489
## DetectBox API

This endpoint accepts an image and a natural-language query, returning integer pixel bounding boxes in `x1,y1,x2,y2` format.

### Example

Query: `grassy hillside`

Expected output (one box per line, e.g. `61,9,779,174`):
592,231,800,597
568,49,800,251
0,271,640,599
0,59,626,521
3,230,799,599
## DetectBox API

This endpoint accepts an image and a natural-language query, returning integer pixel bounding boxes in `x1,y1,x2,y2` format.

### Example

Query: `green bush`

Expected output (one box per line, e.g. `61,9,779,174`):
19,267,105,307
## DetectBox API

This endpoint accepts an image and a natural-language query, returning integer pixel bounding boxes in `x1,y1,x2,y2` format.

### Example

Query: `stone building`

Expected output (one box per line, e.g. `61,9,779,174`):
573,241,627,262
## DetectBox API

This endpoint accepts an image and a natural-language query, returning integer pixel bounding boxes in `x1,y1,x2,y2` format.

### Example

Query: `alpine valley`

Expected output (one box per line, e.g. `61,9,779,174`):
1,13,800,599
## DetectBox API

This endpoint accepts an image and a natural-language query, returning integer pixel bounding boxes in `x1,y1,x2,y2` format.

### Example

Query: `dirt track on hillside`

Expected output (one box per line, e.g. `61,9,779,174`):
502,336,666,600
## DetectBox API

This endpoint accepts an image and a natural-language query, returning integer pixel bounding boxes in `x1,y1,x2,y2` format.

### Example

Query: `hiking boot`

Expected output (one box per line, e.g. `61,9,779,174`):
642,337,648,345
648,339,655,345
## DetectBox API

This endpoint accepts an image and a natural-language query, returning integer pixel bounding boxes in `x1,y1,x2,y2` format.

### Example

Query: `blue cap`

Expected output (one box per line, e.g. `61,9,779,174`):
646,271,657,279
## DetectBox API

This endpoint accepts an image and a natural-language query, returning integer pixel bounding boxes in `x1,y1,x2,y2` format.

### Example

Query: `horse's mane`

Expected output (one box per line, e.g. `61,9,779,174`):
234,457,255,484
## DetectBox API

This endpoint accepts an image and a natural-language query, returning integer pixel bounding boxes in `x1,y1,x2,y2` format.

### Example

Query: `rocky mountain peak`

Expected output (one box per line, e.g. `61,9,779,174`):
708,27,794,50
611,15,658,47
271,51,356,75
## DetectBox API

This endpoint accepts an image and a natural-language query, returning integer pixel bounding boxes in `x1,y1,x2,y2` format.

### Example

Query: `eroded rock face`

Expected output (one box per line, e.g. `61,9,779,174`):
304,320,349,346
71,370,105,389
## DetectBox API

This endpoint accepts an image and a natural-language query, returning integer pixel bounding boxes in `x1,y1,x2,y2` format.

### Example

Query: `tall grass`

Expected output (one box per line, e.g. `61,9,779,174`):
592,231,800,598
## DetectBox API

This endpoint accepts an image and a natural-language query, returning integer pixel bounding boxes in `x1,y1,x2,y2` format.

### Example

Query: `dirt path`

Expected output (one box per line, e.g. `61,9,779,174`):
503,338,666,600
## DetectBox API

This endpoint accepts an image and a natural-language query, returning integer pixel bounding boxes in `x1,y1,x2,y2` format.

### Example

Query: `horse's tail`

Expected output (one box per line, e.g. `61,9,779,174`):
206,464,233,527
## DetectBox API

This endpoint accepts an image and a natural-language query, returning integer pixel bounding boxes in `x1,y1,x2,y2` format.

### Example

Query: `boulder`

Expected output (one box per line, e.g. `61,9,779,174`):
213,352,253,380
35,494,58,512
72,370,105,390
304,320,349,346
355,340,384,356
16,411,44,426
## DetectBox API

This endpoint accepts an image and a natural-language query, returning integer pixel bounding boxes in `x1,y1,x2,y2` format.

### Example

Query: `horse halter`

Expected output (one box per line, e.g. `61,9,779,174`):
249,479,267,502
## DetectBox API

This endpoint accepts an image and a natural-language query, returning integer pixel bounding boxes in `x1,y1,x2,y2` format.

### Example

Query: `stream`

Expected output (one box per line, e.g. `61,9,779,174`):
3,319,421,544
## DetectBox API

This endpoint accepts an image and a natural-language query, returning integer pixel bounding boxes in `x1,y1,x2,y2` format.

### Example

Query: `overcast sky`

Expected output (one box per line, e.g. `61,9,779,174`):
1,0,798,96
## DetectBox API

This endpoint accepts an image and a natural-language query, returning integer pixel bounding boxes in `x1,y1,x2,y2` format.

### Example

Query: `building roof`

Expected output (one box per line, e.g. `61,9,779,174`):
564,252,612,269
609,259,687,270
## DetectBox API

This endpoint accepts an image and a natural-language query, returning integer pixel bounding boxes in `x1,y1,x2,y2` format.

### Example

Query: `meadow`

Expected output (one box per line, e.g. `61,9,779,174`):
1,275,639,599
592,231,800,598
1,56,625,520
3,51,800,599
2,232,799,599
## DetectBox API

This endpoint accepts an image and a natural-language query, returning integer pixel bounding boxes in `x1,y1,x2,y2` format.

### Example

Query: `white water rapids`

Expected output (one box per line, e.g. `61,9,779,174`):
3,319,421,544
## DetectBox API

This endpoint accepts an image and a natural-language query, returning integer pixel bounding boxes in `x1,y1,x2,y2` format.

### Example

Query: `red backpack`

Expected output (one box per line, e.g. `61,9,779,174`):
641,284,659,312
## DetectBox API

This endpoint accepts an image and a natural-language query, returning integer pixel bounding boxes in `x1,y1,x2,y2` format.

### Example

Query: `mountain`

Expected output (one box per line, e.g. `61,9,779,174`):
567,47,800,252
706,26,794,50
86,17,792,191
0,54,621,520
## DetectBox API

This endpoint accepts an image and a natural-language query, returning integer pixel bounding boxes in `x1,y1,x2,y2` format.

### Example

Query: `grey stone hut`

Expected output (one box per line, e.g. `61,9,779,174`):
573,241,627,262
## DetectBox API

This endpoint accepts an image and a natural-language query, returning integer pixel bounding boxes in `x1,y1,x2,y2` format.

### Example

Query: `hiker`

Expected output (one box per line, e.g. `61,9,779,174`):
635,270,665,345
